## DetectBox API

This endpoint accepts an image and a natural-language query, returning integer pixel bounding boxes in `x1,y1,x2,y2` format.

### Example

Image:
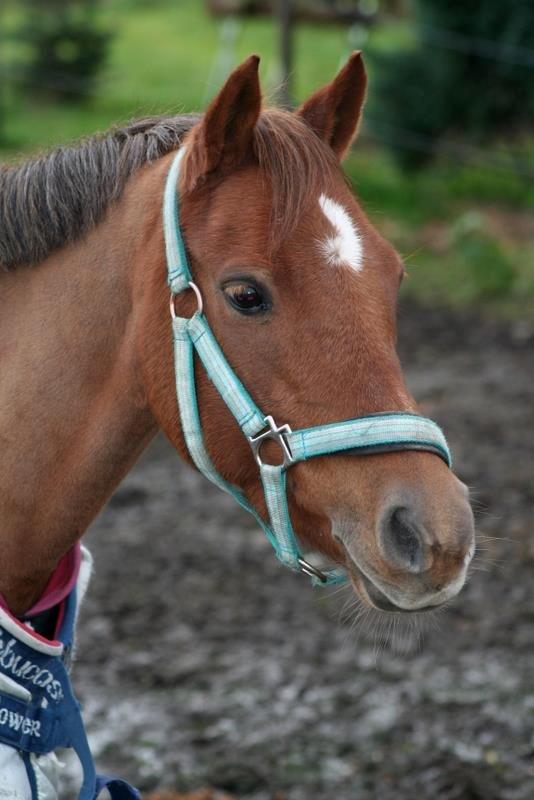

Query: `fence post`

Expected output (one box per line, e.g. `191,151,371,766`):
276,0,294,108
0,6,4,143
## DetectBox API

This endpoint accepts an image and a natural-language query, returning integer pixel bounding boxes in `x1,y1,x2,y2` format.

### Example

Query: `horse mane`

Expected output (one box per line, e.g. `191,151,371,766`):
0,108,339,271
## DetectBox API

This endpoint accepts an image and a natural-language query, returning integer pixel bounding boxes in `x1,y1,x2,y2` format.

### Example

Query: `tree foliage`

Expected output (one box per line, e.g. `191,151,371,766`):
17,0,111,103
369,0,534,168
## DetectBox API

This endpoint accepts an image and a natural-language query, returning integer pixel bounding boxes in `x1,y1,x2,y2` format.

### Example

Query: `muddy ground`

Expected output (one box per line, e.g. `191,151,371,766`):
67,302,533,800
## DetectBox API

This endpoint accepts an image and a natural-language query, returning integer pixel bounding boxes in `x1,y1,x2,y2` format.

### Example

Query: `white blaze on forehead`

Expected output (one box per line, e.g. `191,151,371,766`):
318,193,363,272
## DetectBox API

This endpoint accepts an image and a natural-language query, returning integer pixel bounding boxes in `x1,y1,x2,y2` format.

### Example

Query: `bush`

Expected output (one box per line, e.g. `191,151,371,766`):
369,0,534,168
17,0,111,103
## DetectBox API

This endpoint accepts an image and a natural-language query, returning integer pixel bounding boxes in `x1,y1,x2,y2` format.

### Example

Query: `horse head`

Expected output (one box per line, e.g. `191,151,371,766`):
140,54,474,613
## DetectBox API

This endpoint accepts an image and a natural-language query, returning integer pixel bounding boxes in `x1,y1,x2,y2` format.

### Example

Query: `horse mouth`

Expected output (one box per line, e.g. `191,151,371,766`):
348,564,434,614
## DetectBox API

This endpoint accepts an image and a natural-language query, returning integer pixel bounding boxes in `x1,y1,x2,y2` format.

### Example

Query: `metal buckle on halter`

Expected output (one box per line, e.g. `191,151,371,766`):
298,557,328,584
169,281,204,318
248,415,294,469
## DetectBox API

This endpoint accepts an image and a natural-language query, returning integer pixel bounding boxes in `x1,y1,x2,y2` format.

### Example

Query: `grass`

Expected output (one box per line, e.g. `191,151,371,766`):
1,0,533,315
345,145,534,314
1,0,356,145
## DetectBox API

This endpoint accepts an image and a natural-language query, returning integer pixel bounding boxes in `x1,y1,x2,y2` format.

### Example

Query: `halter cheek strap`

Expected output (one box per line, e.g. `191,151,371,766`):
165,148,451,586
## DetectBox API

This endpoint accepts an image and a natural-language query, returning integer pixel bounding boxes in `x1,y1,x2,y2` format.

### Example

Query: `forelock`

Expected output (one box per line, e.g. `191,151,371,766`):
252,109,341,245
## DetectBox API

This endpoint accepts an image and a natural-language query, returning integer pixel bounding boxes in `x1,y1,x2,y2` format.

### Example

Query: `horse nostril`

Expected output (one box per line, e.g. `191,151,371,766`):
381,507,425,573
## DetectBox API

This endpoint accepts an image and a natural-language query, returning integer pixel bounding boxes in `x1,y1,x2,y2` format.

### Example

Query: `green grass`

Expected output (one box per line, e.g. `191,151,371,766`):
1,0,358,147
344,145,534,314
1,0,533,314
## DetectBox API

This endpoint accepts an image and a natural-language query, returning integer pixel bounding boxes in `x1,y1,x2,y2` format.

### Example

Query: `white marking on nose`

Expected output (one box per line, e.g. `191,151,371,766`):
318,193,363,272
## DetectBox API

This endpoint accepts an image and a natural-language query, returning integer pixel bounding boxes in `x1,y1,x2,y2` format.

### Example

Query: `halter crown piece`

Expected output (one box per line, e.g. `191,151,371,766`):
165,148,452,586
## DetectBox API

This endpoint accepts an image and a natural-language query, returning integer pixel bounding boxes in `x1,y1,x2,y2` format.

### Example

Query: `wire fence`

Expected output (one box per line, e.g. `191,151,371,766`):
373,14,534,69
1,68,532,178
362,118,534,180
0,8,533,179
415,22,534,69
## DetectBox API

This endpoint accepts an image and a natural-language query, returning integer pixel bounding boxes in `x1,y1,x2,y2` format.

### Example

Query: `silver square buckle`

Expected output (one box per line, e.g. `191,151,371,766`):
248,415,294,469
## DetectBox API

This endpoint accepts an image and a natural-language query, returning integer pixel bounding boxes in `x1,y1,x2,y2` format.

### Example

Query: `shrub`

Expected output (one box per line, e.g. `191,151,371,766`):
369,0,534,168
17,0,111,103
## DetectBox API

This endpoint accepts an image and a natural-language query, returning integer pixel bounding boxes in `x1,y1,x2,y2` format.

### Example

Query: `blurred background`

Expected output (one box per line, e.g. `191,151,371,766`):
1,0,533,311
2,2,533,799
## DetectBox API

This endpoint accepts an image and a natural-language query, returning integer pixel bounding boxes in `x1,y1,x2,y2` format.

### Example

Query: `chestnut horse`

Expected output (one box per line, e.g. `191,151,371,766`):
0,53,474,621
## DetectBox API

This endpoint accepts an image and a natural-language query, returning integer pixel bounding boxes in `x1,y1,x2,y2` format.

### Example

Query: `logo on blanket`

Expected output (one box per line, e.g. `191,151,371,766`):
0,702,41,739
0,634,63,701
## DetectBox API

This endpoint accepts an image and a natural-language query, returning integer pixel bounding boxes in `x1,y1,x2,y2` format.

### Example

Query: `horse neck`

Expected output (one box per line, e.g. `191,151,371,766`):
0,167,165,614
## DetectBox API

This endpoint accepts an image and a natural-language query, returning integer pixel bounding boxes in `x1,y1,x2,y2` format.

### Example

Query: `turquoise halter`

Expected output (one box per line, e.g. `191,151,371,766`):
164,148,451,586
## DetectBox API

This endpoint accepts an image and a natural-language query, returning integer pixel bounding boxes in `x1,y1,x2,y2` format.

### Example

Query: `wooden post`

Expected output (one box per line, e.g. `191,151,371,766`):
276,0,294,108
0,6,4,143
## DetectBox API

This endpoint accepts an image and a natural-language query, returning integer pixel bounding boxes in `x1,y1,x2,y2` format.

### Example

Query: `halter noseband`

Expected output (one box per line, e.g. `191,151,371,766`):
164,148,451,586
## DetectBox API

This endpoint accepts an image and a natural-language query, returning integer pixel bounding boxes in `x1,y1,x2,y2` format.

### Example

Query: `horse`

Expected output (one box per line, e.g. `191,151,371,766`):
0,52,474,795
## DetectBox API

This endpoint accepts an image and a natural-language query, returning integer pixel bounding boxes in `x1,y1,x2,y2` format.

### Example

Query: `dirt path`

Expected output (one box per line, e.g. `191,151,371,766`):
70,302,534,800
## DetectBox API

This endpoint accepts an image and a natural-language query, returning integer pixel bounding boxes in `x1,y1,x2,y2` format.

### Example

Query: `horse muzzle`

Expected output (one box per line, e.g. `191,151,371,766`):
334,478,475,612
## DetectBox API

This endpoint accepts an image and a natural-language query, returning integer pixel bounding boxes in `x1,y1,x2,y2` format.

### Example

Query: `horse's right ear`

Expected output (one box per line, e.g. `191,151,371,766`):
297,52,367,160
183,55,261,188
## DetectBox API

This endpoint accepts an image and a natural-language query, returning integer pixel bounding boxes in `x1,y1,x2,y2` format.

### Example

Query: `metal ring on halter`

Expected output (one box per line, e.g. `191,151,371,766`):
169,281,204,319
298,557,328,584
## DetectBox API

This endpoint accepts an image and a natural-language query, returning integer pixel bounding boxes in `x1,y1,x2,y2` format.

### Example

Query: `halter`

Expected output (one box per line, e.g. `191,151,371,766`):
165,148,451,586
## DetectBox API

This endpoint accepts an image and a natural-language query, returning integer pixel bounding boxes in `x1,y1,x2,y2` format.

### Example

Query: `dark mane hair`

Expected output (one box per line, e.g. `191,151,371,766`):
0,109,338,271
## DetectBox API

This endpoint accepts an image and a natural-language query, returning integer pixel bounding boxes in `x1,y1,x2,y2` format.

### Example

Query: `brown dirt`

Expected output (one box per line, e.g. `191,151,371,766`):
146,790,234,800
67,300,534,800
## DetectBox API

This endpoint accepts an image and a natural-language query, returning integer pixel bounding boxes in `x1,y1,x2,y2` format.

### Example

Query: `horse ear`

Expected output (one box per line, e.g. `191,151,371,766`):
185,55,261,184
297,51,367,160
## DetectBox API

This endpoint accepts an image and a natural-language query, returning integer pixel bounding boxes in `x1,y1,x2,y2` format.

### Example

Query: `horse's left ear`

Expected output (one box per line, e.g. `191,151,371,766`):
297,51,367,160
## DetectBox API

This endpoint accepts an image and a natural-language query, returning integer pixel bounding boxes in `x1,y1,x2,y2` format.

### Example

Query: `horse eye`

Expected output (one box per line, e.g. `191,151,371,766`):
223,282,271,315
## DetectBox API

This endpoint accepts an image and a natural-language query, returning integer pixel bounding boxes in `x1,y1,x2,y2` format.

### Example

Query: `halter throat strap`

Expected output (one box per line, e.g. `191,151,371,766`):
164,148,451,586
